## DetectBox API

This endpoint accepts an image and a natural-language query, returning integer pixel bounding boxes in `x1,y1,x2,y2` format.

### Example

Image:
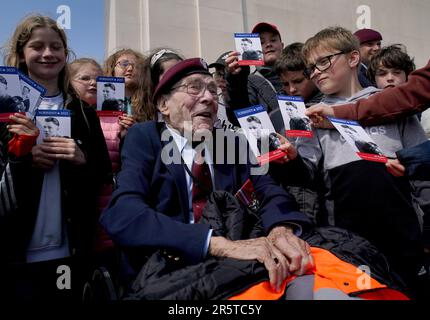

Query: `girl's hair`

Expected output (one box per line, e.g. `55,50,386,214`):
69,58,103,79
367,44,415,82
139,48,184,122
103,48,146,119
302,26,360,64
4,15,71,95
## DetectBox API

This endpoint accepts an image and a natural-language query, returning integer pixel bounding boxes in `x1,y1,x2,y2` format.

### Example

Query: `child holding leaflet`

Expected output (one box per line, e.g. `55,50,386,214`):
3,15,111,300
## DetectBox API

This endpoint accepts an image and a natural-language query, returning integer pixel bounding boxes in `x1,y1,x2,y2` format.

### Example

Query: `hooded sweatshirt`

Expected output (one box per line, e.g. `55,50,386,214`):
287,86,427,273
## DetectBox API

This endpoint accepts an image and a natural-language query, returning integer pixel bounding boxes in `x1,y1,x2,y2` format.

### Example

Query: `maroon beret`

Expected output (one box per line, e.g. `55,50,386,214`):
152,58,211,103
354,28,382,44
252,22,281,41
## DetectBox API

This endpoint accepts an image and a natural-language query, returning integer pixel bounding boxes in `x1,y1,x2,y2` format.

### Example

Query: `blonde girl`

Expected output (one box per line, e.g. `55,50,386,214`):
3,15,111,301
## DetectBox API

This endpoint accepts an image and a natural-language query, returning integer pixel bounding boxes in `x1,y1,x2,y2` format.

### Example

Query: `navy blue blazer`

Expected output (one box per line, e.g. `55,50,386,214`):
358,63,374,88
101,121,311,266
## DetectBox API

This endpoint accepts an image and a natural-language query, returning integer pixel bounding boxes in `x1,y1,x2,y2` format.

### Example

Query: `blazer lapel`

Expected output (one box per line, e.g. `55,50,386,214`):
160,125,190,222
209,128,235,192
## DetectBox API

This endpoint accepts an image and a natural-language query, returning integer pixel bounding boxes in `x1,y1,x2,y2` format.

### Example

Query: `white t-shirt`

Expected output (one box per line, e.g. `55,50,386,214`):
27,93,70,263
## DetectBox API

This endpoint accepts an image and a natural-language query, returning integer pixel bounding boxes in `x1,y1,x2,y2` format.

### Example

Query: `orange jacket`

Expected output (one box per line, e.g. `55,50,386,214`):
230,247,409,300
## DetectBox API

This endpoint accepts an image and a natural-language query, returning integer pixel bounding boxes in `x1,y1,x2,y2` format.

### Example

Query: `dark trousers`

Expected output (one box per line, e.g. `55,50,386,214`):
2,257,89,302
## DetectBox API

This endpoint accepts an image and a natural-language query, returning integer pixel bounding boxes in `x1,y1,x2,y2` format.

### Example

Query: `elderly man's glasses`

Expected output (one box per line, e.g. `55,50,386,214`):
303,51,345,80
115,60,135,69
172,80,218,99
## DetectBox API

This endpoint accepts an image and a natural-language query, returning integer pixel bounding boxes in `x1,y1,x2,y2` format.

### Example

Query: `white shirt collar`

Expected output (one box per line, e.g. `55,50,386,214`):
167,125,189,154
166,125,214,167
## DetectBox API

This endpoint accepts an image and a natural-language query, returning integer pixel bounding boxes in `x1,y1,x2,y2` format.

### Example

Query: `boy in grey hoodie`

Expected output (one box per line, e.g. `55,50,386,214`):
273,26,428,294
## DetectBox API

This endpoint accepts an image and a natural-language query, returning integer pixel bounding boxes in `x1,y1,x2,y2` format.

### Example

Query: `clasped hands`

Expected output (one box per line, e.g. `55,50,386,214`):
32,137,86,170
209,226,314,293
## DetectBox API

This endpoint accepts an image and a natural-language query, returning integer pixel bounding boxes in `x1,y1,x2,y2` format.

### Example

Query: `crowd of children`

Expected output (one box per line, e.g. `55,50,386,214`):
0,13,429,301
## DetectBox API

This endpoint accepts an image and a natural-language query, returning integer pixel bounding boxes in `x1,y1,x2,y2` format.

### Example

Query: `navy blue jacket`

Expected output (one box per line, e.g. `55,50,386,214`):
101,122,311,269
358,63,374,88
396,140,430,181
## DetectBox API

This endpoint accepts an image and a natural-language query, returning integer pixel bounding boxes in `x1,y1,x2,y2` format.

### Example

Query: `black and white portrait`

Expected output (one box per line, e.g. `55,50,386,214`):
339,124,384,155
243,114,280,156
284,101,311,131
36,111,71,143
0,71,22,114
96,77,125,112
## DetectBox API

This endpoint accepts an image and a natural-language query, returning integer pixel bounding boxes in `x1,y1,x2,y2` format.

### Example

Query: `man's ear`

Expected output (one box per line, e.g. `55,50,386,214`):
157,96,169,117
349,50,361,68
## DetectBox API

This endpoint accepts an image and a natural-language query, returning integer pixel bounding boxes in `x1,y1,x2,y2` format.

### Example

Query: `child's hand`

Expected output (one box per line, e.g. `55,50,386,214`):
386,158,405,177
38,137,87,166
31,144,56,170
305,103,335,129
118,114,136,139
7,114,39,157
7,113,39,136
274,133,297,163
225,51,242,75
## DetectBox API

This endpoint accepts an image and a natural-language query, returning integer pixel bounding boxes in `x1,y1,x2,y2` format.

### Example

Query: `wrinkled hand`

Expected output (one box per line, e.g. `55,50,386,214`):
32,137,86,170
7,113,39,136
273,133,298,164
267,226,314,276
209,236,289,292
305,103,335,129
118,114,136,139
386,158,405,177
225,51,242,75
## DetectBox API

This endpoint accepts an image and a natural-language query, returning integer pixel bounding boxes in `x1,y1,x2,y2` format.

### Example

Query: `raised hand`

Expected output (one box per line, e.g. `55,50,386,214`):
118,114,136,139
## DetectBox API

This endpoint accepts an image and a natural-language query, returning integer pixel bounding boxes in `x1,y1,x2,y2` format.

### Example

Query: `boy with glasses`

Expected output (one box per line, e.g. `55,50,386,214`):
275,26,428,297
